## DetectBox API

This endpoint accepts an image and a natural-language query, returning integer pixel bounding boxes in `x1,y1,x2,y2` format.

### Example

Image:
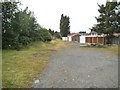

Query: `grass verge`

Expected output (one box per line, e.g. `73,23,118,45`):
99,45,119,56
80,45,119,56
2,39,68,88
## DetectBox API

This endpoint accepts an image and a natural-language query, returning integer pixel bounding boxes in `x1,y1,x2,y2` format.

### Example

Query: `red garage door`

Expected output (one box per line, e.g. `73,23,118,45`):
93,37,97,43
90,37,92,43
86,37,89,43
98,37,104,43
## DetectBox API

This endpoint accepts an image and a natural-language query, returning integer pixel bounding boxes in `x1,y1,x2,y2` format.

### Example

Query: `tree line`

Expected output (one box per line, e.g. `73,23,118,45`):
49,13,71,38
2,2,53,50
2,1,71,50
91,0,120,44
48,28,61,39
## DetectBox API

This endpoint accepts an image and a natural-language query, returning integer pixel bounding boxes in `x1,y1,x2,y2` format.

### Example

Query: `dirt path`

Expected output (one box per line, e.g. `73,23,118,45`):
32,44,118,88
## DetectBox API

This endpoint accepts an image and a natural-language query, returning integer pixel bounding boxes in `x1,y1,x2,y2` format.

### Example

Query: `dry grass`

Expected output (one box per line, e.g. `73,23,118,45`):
80,45,119,56
99,45,119,56
2,39,69,88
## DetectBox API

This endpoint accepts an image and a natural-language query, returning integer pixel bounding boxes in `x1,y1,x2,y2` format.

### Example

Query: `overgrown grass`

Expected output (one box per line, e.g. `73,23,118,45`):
99,45,119,56
80,44,119,56
2,39,68,88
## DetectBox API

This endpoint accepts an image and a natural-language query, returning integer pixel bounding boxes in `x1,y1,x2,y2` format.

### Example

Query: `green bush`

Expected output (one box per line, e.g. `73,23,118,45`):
2,2,52,50
39,29,52,42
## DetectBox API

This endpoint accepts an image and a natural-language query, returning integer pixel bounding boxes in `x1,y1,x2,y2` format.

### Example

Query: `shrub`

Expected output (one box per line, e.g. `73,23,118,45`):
39,28,52,42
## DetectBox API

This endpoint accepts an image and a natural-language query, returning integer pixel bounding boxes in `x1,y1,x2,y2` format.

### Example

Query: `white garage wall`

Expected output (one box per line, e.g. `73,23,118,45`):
68,36,72,42
62,37,68,41
80,36,86,43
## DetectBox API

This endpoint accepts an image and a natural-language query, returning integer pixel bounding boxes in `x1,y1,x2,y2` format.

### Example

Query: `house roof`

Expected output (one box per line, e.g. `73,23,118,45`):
67,33,80,37
90,31,98,34
113,33,120,37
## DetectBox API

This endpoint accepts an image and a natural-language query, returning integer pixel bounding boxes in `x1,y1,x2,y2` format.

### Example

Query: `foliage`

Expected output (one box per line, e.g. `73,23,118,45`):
2,2,20,49
48,28,54,36
79,31,86,34
54,31,61,39
91,1,120,44
85,43,106,48
48,28,61,39
2,2,52,50
60,14,70,37
39,28,52,42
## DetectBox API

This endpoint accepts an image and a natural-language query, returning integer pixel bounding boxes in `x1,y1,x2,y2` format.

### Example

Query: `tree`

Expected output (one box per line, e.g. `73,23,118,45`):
17,7,38,45
60,14,70,37
95,0,119,44
2,2,20,49
48,28,55,36
2,2,52,50
110,2,120,33
54,31,61,39
48,28,62,39
79,31,86,34
89,24,99,32
0,3,2,49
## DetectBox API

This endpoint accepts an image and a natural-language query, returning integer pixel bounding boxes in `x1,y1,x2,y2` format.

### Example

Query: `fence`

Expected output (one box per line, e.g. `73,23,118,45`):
111,36,120,45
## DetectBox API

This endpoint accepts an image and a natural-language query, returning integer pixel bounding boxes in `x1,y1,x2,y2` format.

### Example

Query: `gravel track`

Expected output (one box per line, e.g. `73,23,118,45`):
32,44,118,88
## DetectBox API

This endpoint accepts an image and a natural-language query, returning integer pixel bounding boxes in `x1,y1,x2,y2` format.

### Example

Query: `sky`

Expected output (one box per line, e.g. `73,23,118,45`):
20,0,116,33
